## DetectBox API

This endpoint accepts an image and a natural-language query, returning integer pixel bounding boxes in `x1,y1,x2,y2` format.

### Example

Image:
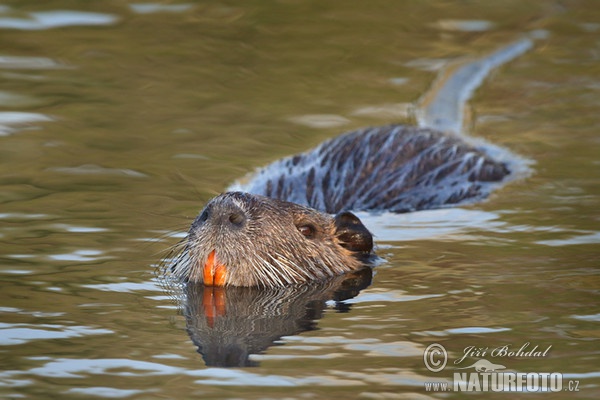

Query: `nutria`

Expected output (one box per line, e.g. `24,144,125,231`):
166,38,534,287
170,124,509,287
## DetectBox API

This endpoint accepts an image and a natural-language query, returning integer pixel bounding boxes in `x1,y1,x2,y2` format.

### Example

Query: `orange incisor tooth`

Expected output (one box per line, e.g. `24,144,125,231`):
213,263,227,286
203,250,227,287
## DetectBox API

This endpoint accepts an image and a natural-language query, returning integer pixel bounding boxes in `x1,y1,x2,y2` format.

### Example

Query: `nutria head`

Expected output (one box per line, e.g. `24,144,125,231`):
171,192,374,287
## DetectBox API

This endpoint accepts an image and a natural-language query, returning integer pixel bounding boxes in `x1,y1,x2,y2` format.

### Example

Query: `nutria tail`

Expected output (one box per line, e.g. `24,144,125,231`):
231,124,510,214
171,192,375,287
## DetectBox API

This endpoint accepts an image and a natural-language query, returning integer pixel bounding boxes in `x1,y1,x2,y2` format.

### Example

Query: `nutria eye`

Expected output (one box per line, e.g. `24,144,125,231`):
297,224,315,238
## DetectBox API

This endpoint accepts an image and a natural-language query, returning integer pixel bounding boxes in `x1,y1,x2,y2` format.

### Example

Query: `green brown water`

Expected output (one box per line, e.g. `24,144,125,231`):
0,1,598,399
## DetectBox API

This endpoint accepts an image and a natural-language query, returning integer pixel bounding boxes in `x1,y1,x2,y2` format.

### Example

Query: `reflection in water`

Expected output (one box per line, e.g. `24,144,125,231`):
181,268,372,367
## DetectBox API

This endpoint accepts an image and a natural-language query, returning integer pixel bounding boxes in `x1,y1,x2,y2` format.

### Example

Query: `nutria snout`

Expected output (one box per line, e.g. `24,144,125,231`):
171,192,374,287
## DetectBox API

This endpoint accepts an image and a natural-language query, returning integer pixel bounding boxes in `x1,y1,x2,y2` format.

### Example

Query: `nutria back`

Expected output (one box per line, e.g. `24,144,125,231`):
232,124,510,214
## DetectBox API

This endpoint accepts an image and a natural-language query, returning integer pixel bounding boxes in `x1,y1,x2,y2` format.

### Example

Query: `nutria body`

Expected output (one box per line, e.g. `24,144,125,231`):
170,124,510,287
167,39,533,287
232,124,509,213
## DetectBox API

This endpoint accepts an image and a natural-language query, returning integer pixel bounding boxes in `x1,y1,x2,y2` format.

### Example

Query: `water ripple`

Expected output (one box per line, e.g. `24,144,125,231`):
0,358,363,387
571,313,600,322
129,3,194,14
414,326,511,337
346,290,444,304
537,231,600,246
360,208,502,242
0,9,118,30
435,19,495,32
66,387,149,398
0,323,112,346
48,249,108,262
0,111,52,136
82,281,161,293
0,55,69,69
48,164,147,178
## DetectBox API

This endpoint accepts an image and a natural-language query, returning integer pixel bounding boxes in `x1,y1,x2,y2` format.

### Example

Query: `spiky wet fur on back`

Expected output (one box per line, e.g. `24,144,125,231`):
231,124,510,213
171,192,367,287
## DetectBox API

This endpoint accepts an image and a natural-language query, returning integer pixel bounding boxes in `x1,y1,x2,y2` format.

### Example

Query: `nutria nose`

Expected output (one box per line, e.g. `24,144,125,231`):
194,196,247,231
227,211,245,226
217,196,247,228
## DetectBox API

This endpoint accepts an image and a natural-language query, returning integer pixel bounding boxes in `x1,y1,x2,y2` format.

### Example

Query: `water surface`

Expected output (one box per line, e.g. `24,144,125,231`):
0,1,598,399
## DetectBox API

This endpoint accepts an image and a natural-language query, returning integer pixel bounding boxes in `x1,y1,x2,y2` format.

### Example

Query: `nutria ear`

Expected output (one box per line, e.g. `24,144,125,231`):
334,211,373,253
